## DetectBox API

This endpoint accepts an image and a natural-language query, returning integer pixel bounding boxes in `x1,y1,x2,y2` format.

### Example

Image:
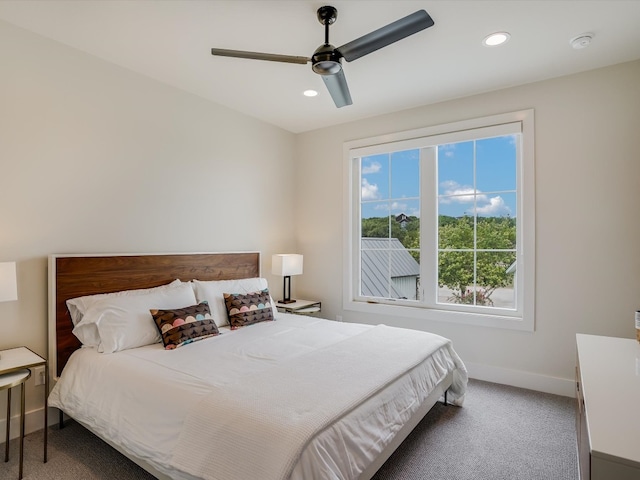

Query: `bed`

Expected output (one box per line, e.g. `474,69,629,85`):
47,252,467,480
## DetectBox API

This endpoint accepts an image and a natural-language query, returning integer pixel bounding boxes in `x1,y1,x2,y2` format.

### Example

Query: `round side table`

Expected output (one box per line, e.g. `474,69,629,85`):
1,369,31,480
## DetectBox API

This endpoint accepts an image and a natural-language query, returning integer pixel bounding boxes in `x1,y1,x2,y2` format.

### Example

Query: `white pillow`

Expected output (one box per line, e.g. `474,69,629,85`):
193,278,276,327
69,279,184,347
74,282,197,353
71,319,102,348
67,279,183,326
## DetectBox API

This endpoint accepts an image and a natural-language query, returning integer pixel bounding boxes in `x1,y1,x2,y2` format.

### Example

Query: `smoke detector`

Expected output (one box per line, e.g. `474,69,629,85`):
570,33,594,49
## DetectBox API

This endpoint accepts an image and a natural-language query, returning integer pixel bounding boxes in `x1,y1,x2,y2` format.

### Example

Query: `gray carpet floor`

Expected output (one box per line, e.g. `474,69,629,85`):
2,379,577,480
371,379,578,480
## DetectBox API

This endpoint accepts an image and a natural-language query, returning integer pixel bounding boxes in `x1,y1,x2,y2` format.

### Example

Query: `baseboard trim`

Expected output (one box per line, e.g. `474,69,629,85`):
465,361,575,398
0,406,56,445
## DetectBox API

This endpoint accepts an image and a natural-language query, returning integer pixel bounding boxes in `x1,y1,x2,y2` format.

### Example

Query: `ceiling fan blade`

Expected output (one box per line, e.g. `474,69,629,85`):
211,48,310,65
337,10,434,62
321,69,353,108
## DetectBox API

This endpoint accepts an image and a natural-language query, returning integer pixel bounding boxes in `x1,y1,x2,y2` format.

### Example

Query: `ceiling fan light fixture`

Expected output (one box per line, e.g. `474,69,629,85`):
483,32,510,47
312,45,343,75
313,60,342,75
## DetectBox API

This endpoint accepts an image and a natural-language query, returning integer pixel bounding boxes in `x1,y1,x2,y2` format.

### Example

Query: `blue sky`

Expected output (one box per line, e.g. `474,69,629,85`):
361,135,517,219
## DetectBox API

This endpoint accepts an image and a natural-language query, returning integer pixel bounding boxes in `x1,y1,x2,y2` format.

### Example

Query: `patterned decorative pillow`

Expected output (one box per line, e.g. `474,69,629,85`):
224,289,274,330
150,301,219,350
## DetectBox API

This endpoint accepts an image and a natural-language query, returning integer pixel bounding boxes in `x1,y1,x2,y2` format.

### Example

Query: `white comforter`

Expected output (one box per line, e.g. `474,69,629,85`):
49,315,467,480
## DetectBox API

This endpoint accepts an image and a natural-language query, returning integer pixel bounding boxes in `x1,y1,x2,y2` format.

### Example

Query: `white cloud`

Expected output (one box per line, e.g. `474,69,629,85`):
476,196,511,216
397,203,420,217
362,161,382,174
361,178,379,201
439,180,488,204
439,181,511,215
390,201,407,212
440,144,456,158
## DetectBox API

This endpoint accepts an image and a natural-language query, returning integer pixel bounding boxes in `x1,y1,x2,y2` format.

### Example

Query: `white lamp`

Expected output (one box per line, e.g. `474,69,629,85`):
0,262,17,360
0,262,18,303
272,254,303,304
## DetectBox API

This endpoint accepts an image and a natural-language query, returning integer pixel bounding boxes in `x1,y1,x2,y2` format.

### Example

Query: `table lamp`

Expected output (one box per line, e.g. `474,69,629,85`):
272,254,303,304
0,262,18,360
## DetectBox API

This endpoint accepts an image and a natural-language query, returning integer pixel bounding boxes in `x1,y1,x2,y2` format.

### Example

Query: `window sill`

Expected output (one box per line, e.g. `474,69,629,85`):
343,299,534,332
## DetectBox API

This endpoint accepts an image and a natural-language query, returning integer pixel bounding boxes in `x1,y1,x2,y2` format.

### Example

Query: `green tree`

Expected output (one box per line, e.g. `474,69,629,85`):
438,215,516,305
361,215,419,245
361,215,421,261
362,214,515,306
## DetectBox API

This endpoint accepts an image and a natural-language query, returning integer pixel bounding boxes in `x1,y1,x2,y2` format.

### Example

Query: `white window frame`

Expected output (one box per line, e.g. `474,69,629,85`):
342,110,535,331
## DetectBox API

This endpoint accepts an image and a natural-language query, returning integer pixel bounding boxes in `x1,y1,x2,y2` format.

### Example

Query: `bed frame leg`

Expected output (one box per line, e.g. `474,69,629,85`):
443,390,448,406
58,409,64,429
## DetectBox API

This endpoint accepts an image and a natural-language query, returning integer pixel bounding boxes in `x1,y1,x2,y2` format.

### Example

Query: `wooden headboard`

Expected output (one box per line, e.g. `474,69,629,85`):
48,252,261,378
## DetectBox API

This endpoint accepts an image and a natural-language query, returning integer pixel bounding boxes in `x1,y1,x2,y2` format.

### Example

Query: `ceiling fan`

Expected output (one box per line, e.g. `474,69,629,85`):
211,5,434,108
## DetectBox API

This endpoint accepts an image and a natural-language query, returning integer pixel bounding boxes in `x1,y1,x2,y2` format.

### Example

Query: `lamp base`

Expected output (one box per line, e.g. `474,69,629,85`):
279,276,296,304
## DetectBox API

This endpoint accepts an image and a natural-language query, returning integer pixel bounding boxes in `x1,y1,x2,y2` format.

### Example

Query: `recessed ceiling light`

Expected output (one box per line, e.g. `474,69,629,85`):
483,32,510,47
303,89,318,97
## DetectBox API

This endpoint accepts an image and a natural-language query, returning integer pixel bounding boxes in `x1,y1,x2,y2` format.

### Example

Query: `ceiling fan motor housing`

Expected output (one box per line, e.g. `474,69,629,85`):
312,44,342,75
312,6,341,75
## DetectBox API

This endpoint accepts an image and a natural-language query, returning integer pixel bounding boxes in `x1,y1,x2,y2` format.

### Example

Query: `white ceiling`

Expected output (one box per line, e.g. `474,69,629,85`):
1,1,640,133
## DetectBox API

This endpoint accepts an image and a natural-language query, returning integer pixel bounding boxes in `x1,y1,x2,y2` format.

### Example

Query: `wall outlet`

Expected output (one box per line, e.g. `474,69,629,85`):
34,366,46,386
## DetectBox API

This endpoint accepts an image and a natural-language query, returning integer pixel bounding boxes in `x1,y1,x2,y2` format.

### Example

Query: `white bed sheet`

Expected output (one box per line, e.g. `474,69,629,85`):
49,314,467,480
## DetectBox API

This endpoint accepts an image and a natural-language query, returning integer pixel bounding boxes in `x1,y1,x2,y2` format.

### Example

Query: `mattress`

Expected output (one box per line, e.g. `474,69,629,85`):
49,314,467,480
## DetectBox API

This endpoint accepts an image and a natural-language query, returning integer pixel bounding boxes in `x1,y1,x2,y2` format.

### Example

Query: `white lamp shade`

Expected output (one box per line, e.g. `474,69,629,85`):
272,254,303,276
0,262,18,302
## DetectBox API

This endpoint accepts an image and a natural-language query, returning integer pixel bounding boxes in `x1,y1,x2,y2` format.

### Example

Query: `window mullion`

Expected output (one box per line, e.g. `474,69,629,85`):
473,140,478,306
387,153,392,298
421,146,437,306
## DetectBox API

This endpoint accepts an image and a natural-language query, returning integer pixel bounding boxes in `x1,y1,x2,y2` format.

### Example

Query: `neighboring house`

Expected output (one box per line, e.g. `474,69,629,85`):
360,237,420,300
395,213,409,228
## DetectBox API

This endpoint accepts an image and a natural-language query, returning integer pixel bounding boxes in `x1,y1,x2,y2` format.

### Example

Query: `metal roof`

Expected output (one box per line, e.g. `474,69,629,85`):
360,237,420,298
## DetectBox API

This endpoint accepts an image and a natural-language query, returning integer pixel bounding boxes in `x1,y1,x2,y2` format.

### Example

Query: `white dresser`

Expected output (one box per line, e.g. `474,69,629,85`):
576,334,640,480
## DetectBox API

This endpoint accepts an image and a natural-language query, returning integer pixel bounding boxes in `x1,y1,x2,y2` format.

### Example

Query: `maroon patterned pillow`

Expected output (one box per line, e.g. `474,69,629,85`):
150,301,219,350
223,289,274,330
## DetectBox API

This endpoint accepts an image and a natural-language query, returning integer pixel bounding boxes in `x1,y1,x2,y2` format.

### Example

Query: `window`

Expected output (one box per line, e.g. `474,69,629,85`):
344,110,535,330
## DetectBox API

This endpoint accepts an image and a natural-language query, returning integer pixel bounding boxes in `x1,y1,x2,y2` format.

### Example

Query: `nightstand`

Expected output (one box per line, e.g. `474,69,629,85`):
275,299,321,315
0,347,48,480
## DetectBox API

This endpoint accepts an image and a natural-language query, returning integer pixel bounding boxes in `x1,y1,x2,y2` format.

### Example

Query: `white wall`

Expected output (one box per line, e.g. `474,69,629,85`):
2,17,639,438
295,59,640,396
0,20,297,426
